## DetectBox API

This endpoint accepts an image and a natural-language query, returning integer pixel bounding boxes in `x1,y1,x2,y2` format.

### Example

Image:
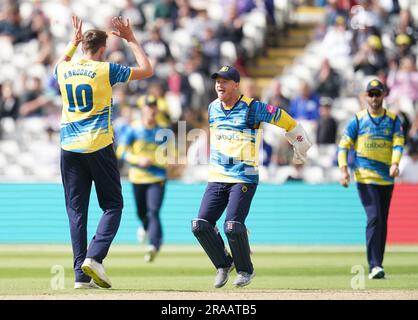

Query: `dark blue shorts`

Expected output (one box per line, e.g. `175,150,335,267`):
198,182,257,225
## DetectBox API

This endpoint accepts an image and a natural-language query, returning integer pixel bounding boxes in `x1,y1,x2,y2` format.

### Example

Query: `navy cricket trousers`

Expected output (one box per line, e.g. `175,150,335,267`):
198,182,257,226
357,183,394,271
132,181,165,250
61,144,123,282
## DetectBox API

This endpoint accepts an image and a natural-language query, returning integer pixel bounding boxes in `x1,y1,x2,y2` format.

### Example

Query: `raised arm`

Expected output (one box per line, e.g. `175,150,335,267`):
111,16,153,80
55,16,83,66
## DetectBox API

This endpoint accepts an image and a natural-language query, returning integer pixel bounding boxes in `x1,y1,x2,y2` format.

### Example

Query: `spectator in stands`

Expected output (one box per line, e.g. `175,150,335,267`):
143,25,172,64
187,42,210,76
217,3,244,44
166,59,193,113
28,7,50,40
315,58,341,98
409,112,418,144
399,143,418,183
0,80,19,120
390,104,411,144
391,9,417,46
175,0,196,29
119,0,147,31
201,27,221,74
262,78,290,112
19,77,50,117
321,15,353,63
222,0,256,16
36,29,53,65
181,59,211,125
350,0,385,53
187,7,218,42
217,3,246,70
154,0,178,28
353,34,388,75
316,97,338,145
355,0,385,30
0,4,31,44
289,80,320,121
388,33,414,68
386,56,418,106
324,0,349,27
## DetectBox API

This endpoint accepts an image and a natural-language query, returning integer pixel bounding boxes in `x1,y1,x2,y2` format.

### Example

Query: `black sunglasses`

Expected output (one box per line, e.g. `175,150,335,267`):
367,91,382,97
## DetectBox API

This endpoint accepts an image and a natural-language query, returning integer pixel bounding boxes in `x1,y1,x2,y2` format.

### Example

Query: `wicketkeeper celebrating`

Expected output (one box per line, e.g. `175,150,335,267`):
191,66,312,288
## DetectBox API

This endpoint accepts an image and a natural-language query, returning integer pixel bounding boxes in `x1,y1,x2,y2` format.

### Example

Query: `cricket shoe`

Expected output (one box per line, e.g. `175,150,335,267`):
214,263,235,288
144,245,158,263
136,227,148,244
74,280,100,289
233,271,256,287
81,258,112,288
368,266,385,279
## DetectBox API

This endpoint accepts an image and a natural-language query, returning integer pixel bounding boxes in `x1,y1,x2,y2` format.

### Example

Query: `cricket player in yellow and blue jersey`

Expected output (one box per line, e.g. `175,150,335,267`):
117,95,168,263
191,66,312,288
54,16,153,289
338,79,404,280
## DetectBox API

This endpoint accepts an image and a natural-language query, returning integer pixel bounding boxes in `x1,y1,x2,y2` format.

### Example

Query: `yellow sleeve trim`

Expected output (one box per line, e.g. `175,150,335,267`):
338,150,348,168
392,150,402,165
241,95,254,106
274,110,297,131
393,135,405,147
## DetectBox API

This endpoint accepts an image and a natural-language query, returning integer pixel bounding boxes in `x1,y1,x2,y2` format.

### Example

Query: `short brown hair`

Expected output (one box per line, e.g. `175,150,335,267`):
81,29,108,54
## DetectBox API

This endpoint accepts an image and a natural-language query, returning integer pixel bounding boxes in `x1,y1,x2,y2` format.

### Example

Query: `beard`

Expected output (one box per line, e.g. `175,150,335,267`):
371,101,381,109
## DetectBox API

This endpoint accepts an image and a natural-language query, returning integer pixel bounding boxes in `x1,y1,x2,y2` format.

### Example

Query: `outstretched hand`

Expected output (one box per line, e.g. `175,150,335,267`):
71,16,83,45
111,16,135,42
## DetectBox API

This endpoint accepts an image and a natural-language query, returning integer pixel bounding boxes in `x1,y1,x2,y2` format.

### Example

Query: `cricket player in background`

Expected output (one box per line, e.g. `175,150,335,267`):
191,66,312,288
338,79,404,280
54,16,153,289
117,95,168,263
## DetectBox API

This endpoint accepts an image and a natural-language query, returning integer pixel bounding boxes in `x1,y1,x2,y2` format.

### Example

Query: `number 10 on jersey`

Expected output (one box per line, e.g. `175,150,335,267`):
65,84,93,112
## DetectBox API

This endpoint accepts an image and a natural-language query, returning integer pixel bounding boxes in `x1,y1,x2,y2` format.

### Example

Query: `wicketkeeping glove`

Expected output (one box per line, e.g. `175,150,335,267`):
285,123,312,164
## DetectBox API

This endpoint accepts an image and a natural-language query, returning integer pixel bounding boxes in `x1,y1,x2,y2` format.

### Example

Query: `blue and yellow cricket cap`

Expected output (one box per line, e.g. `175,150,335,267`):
210,65,240,83
366,79,385,93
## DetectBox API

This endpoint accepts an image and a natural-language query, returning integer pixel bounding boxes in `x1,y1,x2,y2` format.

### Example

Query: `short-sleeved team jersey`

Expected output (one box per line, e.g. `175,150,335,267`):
116,121,167,184
208,95,297,184
338,109,404,185
54,59,132,153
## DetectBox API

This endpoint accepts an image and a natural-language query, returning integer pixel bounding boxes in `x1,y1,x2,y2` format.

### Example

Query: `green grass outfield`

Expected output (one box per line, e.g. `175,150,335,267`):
0,245,417,298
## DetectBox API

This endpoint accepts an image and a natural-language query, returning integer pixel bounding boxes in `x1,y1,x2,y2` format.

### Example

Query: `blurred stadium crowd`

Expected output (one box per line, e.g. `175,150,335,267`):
0,0,417,184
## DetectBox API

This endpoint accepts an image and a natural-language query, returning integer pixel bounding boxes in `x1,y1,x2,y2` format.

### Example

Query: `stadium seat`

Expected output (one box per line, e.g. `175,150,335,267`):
2,164,25,180
165,92,182,121
0,140,20,157
0,118,16,138
337,97,361,114
220,41,238,66
303,166,325,184
0,153,7,168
